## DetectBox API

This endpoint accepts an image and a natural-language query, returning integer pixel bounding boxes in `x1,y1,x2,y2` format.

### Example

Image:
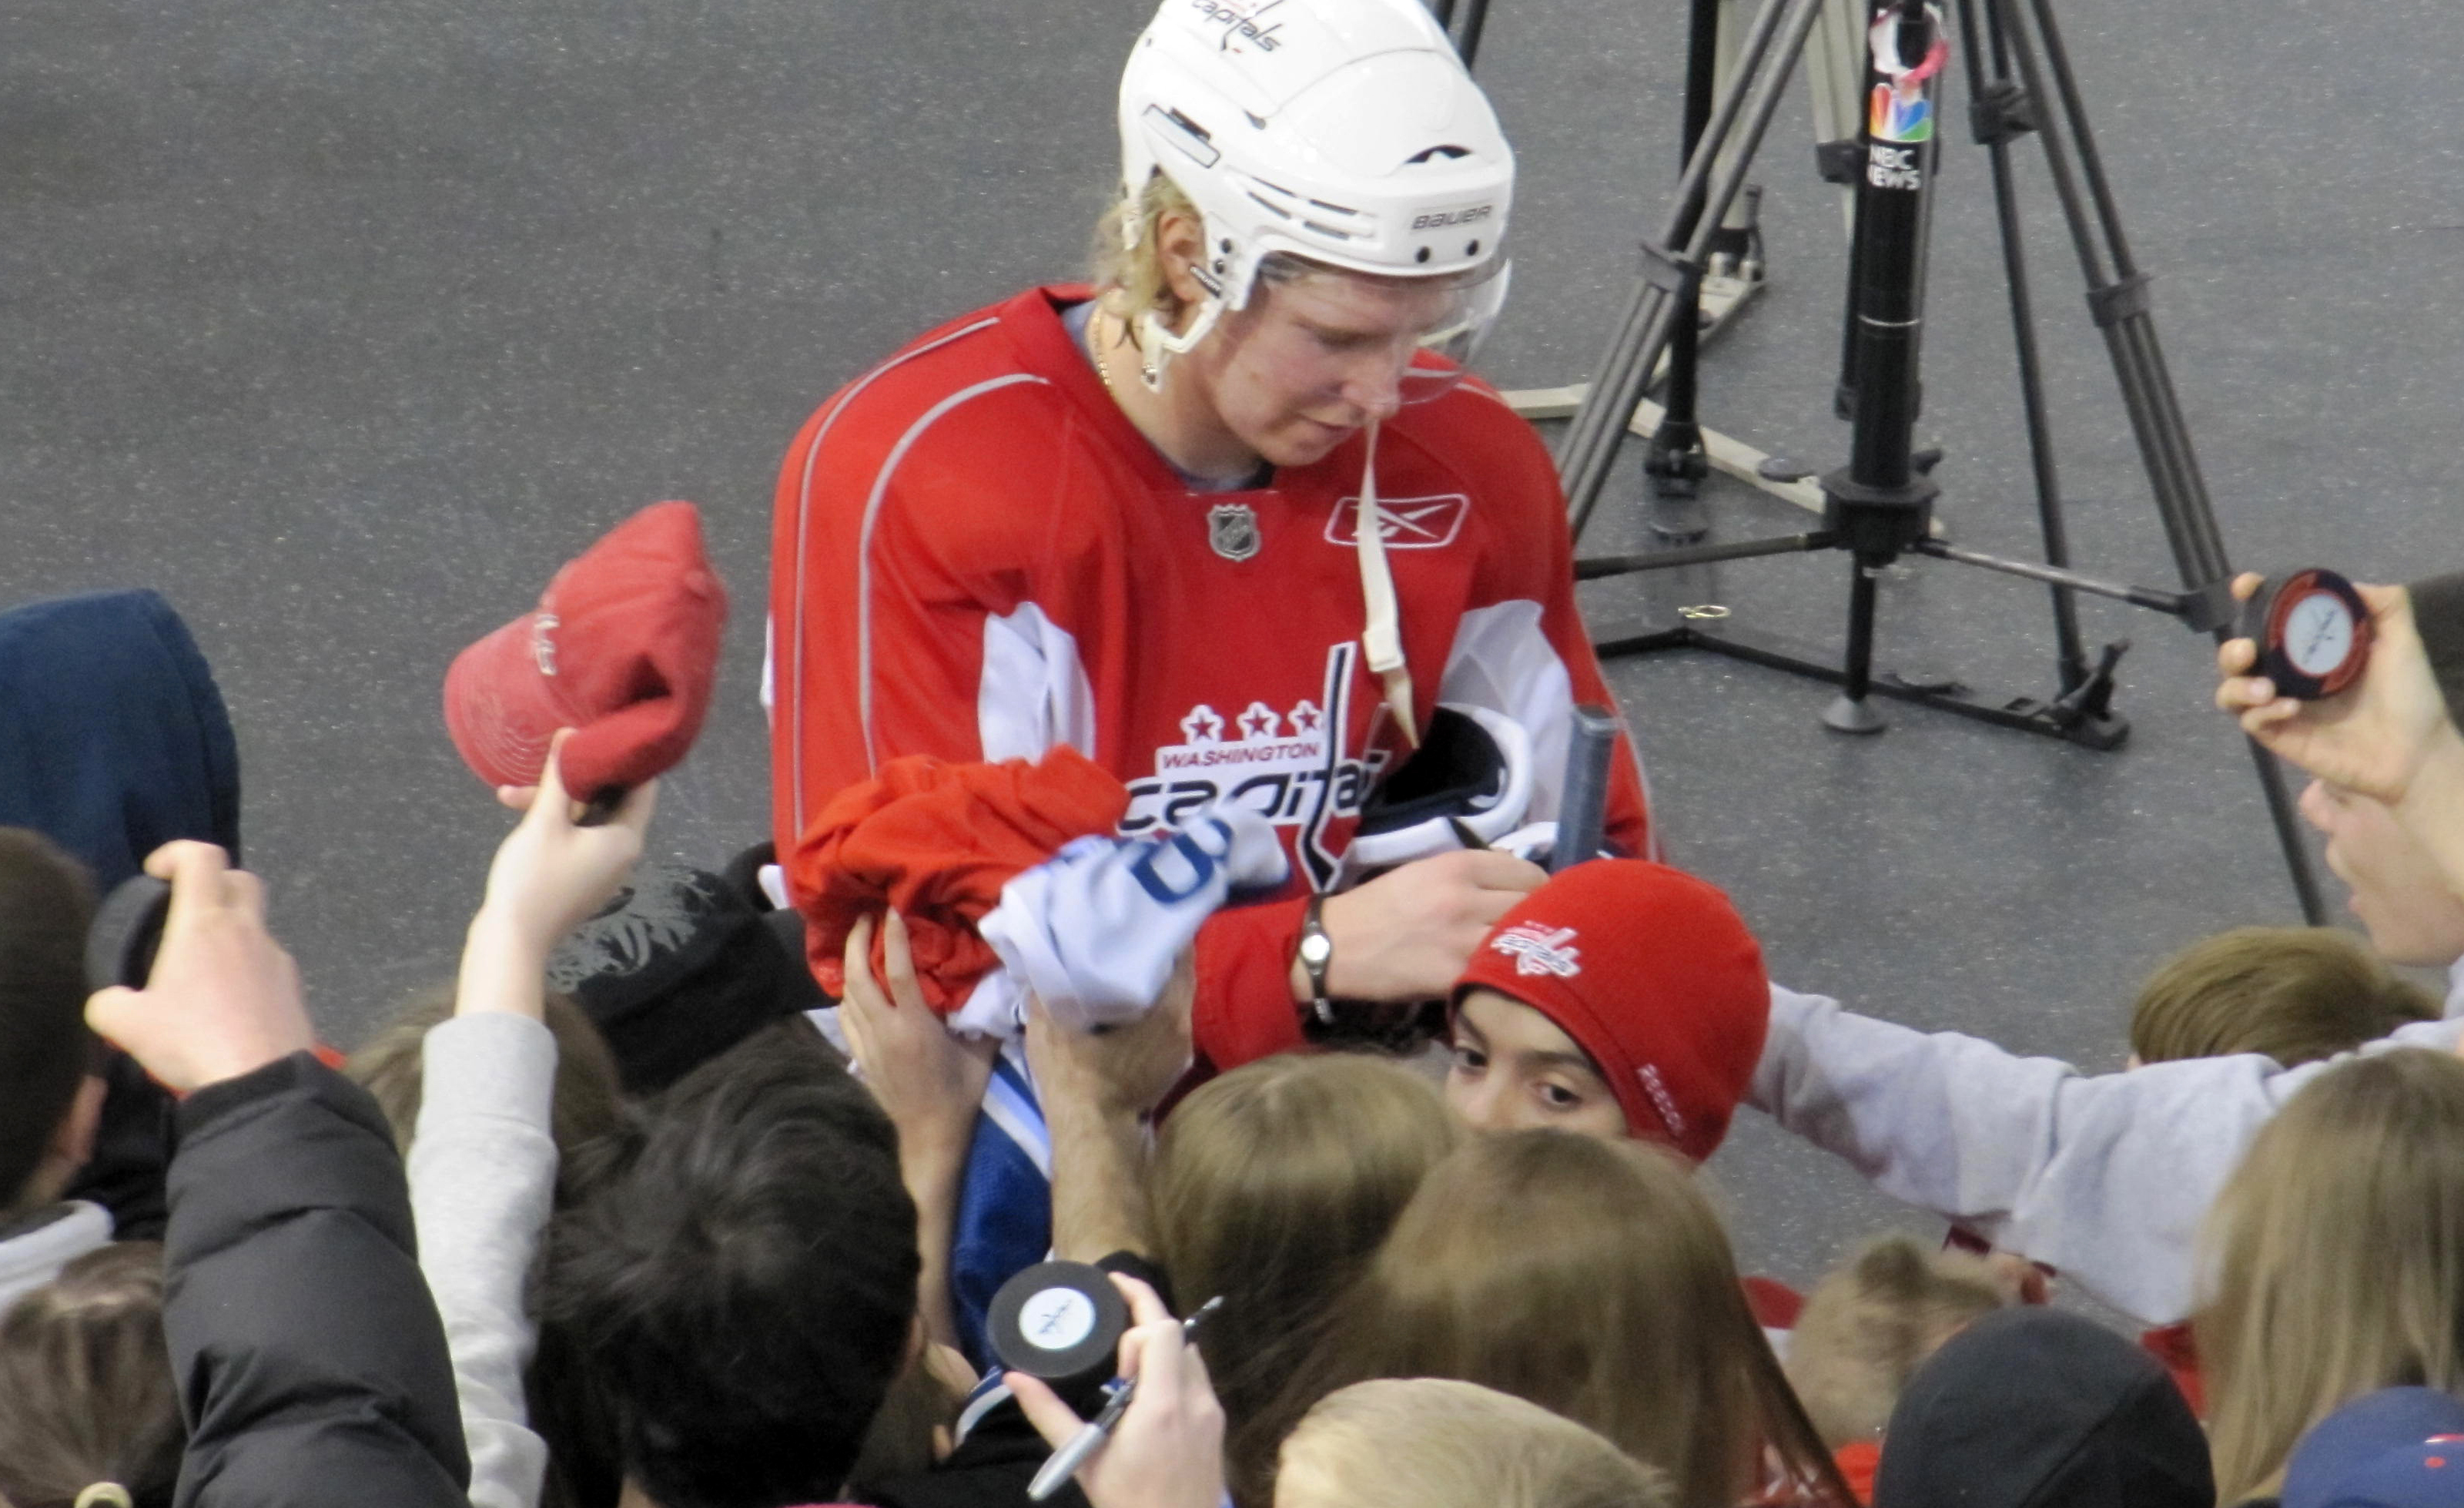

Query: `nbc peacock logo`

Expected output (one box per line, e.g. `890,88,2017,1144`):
1866,0,1948,144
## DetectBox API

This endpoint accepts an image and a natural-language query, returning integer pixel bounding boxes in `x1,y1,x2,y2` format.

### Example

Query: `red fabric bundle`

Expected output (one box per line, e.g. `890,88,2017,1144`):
788,746,1130,1011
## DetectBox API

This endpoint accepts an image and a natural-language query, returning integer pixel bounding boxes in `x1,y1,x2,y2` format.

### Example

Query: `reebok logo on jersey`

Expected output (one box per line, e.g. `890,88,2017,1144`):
1324,493,1468,551
1490,922,1582,978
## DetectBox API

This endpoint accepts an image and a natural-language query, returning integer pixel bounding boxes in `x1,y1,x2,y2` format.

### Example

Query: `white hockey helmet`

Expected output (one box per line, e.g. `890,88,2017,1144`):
1116,0,1515,385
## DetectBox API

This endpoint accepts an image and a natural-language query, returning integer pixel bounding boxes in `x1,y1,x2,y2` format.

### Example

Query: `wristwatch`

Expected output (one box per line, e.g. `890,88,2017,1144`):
1297,893,1336,1024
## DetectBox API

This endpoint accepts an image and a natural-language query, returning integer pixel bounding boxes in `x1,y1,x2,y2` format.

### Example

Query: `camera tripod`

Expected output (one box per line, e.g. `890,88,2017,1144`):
1522,0,2326,920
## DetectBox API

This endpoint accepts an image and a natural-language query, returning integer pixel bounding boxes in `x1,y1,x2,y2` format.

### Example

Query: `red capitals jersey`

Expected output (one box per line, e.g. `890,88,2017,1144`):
769,286,1649,1067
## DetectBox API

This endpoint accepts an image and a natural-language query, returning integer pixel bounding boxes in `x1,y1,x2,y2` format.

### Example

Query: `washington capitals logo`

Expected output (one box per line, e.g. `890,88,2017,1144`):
1190,0,1286,52
1490,922,1582,978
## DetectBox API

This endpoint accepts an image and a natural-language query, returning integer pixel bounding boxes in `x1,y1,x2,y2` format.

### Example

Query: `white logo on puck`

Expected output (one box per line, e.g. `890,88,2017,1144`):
1018,1287,1097,1352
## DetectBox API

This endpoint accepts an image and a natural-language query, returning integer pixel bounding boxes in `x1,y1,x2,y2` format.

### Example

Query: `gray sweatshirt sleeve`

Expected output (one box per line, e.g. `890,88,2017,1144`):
409,1013,561,1508
1749,982,2464,1325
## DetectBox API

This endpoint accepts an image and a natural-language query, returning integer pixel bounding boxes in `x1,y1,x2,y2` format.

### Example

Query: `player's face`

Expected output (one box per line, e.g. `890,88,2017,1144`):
1445,988,1631,1141
2299,778,2464,966
1197,270,1462,468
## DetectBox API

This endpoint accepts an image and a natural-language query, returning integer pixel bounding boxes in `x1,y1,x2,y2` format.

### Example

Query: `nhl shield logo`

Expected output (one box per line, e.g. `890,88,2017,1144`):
1207,503,1261,562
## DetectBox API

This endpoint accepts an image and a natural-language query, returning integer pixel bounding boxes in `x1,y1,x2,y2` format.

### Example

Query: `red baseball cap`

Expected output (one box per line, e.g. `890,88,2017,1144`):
444,500,728,799
1451,859,1769,1161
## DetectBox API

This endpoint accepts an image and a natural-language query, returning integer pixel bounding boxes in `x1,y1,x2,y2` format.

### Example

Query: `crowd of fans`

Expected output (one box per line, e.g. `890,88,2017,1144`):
11,2,2464,1506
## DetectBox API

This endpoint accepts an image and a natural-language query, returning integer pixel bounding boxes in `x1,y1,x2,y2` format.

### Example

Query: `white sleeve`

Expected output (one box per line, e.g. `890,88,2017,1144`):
1749,982,2464,1325
408,1013,561,1508
1435,599,1583,823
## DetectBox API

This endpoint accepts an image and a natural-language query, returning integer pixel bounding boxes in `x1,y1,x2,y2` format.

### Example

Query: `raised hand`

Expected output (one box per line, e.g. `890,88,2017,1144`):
1303,848,1546,1004
842,909,996,1351
1008,1274,1226,1508
841,910,999,1155
1025,955,1194,1122
86,841,315,1092
474,730,656,956
2218,575,2456,806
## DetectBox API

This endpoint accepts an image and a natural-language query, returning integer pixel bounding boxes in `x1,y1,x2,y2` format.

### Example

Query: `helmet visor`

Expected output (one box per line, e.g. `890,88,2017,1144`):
1250,250,1511,409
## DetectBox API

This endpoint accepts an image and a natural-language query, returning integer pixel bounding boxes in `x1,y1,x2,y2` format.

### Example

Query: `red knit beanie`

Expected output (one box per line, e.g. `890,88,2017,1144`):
1451,859,1769,1161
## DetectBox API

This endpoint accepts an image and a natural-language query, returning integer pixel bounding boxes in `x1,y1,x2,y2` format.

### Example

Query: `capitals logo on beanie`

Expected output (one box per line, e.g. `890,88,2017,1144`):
1452,860,1769,1161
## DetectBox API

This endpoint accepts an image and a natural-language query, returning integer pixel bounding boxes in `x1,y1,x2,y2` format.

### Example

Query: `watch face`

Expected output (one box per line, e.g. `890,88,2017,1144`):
1298,933,1334,966
2282,590,2355,677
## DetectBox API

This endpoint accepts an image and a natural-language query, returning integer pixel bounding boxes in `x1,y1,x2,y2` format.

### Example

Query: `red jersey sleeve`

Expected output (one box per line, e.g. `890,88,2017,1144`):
768,351,1065,898
1438,386,1652,860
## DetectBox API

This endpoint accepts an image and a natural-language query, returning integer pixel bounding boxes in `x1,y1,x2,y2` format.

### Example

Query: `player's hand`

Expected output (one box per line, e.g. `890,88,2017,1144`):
1009,1275,1225,1508
1304,849,1547,1004
1025,956,1195,1121
86,842,315,1093
2218,575,2455,805
842,910,996,1168
474,731,656,956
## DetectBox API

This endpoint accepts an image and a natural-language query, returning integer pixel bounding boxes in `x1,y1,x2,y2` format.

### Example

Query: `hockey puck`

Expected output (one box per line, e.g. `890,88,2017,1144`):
988,1260,1129,1399
2238,568,2372,702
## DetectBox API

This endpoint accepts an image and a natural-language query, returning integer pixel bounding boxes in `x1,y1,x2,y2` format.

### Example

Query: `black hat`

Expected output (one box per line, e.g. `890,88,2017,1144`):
549,860,822,1095
1874,1306,2213,1508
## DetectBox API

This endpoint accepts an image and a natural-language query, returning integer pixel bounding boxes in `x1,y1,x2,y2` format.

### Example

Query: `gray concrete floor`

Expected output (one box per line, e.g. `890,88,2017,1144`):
5,0,2456,1287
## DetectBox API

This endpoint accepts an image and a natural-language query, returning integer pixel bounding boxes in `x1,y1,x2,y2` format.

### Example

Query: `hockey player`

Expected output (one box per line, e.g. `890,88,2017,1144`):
768,0,1648,1072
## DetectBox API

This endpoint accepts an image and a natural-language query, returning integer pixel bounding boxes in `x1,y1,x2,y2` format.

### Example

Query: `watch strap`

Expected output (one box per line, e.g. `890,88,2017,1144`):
1301,893,1335,1024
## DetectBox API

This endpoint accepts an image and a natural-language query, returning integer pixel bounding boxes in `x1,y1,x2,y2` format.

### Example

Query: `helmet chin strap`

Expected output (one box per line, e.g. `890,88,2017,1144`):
1354,419,1418,750
1134,295,1221,393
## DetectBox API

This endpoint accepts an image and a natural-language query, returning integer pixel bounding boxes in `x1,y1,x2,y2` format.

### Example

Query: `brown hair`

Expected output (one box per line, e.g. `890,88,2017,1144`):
0,1242,182,1508
346,982,626,1199
2198,1048,2464,1502
1153,1053,1461,1500
842,1342,965,1498
0,829,98,1215
1783,1234,2015,1448
1254,1130,1848,1508
1276,1378,1673,1508
2129,926,2436,1069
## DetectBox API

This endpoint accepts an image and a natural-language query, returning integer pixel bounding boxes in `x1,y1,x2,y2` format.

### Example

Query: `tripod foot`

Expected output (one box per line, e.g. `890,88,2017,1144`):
1649,494,1710,543
1820,694,1888,735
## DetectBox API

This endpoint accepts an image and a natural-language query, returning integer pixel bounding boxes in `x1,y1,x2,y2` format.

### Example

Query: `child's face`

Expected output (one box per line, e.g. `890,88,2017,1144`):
1444,988,1629,1141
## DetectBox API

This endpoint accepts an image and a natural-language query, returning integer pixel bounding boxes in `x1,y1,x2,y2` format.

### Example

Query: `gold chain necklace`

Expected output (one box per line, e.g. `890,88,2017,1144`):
1089,310,1122,394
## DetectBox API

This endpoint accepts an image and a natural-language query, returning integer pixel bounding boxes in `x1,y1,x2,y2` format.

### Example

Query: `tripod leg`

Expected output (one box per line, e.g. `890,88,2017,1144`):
1562,0,1829,538
1453,0,1492,70
1953,0,2088,695
1647,0,1727,544
1823,559,1890,732
1989,0,2328,921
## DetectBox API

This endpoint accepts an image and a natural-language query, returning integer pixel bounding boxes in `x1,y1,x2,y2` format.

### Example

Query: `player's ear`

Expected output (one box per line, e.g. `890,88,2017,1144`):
1156,207,1214,320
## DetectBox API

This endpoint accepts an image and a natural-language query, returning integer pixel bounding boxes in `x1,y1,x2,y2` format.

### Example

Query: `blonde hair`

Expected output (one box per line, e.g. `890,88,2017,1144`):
1257,1131,1846,1508
1086,173,1358,359
1276,1378,1672,1508
1783,1235,2015,1448
0,1243,182,1508
346,982,626,1197
1090,171,1203,337
2198,1048,2464,1502
1154,1053,1461,1498
2129,926,2437,1068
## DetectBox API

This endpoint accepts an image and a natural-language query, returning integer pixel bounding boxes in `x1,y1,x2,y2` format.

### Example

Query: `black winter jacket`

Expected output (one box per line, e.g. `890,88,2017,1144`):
164,1051,470,1506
